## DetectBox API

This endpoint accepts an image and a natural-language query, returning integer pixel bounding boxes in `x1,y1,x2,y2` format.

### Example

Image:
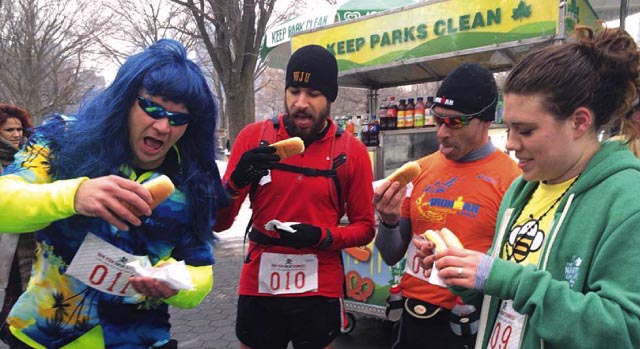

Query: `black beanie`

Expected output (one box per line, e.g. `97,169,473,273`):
433,63,498,121
285,45,338,102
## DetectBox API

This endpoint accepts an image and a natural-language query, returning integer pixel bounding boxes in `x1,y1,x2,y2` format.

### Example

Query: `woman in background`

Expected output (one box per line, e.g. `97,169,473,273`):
0,103,35,344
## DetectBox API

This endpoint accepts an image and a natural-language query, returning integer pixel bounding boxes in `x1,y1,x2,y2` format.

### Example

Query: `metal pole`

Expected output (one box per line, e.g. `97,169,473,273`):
368,88,378,120
620,0,629,29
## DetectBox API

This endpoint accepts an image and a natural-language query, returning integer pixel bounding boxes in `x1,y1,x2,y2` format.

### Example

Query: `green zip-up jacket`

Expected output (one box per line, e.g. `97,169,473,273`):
458,140,640,349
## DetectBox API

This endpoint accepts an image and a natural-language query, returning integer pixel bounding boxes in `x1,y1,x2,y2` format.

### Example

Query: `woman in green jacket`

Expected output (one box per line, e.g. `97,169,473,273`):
417,27,640,348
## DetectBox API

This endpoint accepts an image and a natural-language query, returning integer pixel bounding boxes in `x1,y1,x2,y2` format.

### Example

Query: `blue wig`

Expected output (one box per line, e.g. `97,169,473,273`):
46,39,227,243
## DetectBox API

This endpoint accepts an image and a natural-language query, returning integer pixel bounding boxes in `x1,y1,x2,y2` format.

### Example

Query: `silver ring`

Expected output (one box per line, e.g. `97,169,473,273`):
457,267,463,277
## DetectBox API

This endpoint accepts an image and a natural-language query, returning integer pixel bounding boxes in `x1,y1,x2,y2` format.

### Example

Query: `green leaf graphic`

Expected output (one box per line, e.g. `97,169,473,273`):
512,0,532,21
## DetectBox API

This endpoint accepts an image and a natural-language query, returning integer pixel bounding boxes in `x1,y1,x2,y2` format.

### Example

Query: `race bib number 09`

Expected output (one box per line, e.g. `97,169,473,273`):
258,253,318,295
66,233,151,297
487,300,525,349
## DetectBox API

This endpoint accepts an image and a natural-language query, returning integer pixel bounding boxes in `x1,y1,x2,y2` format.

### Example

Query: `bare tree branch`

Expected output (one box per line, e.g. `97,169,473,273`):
0,0,110,124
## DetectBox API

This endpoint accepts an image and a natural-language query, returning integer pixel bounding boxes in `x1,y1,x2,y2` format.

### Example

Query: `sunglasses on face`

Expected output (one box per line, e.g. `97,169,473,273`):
137,96,190,126
431,105,477,129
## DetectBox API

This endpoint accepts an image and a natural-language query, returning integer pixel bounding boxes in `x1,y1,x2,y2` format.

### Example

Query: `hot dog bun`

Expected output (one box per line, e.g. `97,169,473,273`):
386,161,420,186
439,227,463,249
143,175,175,209
271,137,305,159
422,230,447,251
422,228,464,251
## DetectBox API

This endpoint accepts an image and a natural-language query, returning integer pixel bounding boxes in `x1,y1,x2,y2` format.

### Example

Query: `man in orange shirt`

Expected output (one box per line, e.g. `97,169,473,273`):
374,63,520,349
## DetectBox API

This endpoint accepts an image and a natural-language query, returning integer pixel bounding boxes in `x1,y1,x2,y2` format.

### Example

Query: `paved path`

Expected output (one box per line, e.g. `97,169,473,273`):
171,225,393,348
170,198,393,348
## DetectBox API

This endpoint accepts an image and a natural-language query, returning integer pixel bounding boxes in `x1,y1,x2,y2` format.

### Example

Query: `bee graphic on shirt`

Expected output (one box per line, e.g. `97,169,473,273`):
505,218,545,262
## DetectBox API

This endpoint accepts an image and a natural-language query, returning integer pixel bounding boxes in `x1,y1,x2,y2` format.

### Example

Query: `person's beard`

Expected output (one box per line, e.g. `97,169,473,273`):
284,103,331,145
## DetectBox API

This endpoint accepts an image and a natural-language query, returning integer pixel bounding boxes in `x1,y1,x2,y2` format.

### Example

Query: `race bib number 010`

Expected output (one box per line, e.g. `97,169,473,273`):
258,253,318,295
66,233,151,297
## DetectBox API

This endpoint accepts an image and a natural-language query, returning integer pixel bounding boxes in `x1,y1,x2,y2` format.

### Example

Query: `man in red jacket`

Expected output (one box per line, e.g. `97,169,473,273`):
215,44,375,349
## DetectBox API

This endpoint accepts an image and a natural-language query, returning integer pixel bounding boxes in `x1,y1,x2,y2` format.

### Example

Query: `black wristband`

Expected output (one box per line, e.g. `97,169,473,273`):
381,220,400,229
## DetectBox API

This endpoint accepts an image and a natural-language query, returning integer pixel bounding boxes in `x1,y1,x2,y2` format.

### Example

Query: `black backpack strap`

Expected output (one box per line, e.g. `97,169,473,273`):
271,163,336,177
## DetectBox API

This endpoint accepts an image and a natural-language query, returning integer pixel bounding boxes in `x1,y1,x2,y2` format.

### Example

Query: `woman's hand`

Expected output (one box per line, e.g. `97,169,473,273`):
433,248,485,289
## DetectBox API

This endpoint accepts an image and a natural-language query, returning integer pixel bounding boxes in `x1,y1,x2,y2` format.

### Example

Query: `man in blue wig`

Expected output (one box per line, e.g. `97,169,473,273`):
0,39,226,348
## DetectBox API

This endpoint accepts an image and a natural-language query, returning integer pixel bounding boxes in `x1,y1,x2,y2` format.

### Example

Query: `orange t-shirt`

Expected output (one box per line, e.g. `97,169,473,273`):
400,150,520,309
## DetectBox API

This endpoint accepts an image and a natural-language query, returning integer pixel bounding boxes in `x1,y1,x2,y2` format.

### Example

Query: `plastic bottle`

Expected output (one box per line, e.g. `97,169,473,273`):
449,296,479,337
346,118,355,135
425,96,435,127
354,115,362,138
414,97,425,128
369,116,380,146
378,97,388,131
405,98,415,128
386,284,403,322
387,96,398,130
397,99,406,129
360,116,370,146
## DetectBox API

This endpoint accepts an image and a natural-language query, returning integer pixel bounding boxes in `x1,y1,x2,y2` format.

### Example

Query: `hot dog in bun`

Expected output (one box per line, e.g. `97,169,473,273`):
125,175,175,216
386,161,420,186
271,137,305,159
422,228,463,250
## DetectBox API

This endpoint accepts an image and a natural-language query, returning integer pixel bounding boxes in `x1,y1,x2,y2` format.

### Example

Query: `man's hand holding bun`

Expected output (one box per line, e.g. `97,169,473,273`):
373,161,421,226
230,146,280,189
386,161,420,187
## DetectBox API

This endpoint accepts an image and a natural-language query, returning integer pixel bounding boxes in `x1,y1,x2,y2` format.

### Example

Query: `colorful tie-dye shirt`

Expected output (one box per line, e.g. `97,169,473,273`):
0,127,214,348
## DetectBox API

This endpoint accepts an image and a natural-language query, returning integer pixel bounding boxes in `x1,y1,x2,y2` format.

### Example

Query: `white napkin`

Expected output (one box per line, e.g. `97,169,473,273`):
428,249,447,288
127,260,194,290
264,219,300,233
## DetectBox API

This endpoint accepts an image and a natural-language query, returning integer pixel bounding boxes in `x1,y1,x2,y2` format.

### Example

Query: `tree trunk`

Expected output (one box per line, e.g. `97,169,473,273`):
226,76,256,147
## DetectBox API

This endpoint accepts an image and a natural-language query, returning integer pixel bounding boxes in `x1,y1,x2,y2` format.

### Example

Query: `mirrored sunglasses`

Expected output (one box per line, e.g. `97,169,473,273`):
137,96,190,126
431,105,477,129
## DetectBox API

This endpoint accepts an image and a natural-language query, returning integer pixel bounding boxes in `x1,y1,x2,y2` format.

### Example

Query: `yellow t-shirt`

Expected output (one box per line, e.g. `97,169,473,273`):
501,177,577,266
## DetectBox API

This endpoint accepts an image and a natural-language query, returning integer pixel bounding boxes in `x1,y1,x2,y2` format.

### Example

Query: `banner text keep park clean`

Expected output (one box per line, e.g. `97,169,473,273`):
325,8,501,56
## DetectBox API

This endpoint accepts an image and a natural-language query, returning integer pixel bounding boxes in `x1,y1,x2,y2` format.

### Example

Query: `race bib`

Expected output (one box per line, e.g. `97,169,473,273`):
487,300,526,349
404,242,430,282
66,233,151,297
258,253,318,295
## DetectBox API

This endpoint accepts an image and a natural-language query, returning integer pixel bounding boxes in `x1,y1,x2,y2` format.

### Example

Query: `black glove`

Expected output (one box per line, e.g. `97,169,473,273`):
230,146,279,188
275,223,332,249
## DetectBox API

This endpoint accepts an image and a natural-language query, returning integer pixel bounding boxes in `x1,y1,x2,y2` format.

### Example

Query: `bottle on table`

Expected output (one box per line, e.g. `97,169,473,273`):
369,116,380,146
345,117,355,135
414,97,425,128
405,98,415,129
425,96,435,127
387,96,398,130
360,116,370,146
378,97,388,131
397,99,406,129
354,115,362,138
